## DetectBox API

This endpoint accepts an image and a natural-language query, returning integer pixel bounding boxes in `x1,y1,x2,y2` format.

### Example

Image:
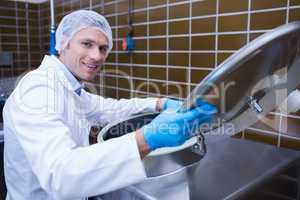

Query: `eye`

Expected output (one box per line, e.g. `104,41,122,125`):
99,45,109,54
82,41,93,48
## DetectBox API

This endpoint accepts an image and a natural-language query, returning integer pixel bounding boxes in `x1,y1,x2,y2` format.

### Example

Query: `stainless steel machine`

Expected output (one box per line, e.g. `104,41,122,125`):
97,22,300,200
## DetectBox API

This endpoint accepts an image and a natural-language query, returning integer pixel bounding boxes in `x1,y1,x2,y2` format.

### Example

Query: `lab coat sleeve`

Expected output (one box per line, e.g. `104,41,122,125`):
83,91,159,126
5,81,147,199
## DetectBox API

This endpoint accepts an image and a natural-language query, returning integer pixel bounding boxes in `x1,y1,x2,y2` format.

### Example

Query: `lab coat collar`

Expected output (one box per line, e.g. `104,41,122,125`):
41,55,84,95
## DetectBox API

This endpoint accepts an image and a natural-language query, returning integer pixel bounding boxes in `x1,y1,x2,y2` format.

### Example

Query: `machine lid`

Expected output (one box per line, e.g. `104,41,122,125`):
181,21,300,138
98,22,300,157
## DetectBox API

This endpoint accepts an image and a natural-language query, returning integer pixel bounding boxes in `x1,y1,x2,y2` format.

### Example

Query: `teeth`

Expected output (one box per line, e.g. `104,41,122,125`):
86,64,97,68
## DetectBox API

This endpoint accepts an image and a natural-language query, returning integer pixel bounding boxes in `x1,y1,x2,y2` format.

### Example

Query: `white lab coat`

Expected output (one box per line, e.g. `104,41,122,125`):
3,55,158,200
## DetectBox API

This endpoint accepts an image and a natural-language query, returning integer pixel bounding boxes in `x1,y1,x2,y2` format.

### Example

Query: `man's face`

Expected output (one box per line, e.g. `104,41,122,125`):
59,27,109,81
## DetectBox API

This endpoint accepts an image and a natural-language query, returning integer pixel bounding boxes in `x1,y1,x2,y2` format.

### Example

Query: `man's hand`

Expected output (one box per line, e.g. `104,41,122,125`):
142,101,217,151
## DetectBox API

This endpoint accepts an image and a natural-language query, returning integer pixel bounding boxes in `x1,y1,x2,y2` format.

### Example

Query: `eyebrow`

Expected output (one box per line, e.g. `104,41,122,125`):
81,39,108,47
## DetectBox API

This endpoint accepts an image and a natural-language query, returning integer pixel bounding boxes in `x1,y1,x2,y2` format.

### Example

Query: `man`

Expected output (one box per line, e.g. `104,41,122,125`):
3,10,216,199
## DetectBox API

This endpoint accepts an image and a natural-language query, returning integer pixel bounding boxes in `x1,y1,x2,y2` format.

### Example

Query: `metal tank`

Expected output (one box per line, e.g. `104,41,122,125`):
97,22,300,200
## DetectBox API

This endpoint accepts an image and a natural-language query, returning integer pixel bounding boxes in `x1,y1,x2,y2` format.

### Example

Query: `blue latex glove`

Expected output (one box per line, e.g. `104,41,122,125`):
163,98,183,111
142,101,216,150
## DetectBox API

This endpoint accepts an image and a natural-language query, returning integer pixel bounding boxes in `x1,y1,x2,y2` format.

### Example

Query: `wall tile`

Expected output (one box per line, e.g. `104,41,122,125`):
192,0,216,16
191,35,215,50
118,53,130,63
168,53,189,66
106,16,116,26
251,11,286,30
133,0,147,10
72,0,80,10
169,3,189,19
167,83,187,98
244,129,278,146
118,89,130,99
134,39,147,50
219,14,248,32
104,3,115,15
290,0,300,6
132,53,147,64
133,25,147,37
117,14,128,26
280,116,300,138
133,10,147,23
191,53,215,68
149,67,166,80
289,8,300,22
169,37,188,50
168,68,186,82
132,66,147,78
217,53,233,65
149,38,166,50
250,114,281,133
133,79,148,93
280,136,300,150
149,23,166,36
117,77,131,89
219,0,248,13
192,17,216,33
149,0,166,7
251,0,287,10
149,53,166,65
151,81,167,95
149,7,166,21
218,34,247,50
169,20,189,35
117,0,129,13
191,69,210,83
0,1,15,8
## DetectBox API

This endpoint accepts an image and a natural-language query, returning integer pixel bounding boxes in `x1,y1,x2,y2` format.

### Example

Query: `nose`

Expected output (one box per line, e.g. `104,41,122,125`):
89,47,103,61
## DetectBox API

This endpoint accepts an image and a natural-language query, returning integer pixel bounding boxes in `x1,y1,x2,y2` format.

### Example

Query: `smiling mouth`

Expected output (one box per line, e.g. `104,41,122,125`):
83,62,99,69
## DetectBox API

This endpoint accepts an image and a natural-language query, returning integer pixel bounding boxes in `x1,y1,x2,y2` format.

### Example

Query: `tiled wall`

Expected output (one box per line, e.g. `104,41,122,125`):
0,1,43,77
10,0,300,149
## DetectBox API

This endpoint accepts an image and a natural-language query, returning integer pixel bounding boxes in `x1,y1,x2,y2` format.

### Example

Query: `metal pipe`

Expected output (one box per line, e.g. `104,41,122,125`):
50,0,56,55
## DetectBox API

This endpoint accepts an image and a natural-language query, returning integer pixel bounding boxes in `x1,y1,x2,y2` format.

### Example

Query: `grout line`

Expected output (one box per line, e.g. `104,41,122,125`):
278,114,283,147
166,0,169,96
187,0,192,96
147,0,150,96
269,111,300,120
113,30,268,39
0,6,39,12
105,62,215,70
42,4,300,23
47,2,300,19
278,0,291,147
115,1,119,98
94,84,186,100
286,0,290,23
246,0,251,43
247,127,300,141
214,0,219,67
246,127,280,137
109,50,237,53
15,1,20,71
37,4,43,70
25,2,31,69
100,73,202,86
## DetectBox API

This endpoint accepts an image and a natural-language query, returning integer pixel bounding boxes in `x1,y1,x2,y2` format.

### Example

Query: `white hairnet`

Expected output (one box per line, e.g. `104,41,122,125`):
55,10,113,53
